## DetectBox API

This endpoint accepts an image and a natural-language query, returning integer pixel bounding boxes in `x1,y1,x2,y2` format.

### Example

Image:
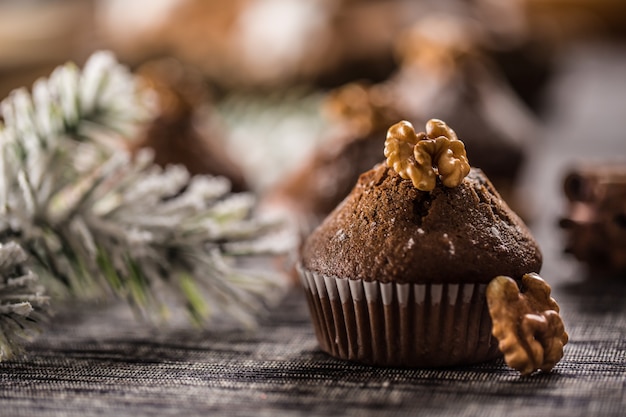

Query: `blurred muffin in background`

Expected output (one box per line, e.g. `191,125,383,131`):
132,58,249,192
265,82,402,233
470,0,557,111
385,14,539,208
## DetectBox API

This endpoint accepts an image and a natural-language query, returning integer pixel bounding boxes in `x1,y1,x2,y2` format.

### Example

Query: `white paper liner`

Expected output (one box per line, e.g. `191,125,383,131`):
298,265,501,367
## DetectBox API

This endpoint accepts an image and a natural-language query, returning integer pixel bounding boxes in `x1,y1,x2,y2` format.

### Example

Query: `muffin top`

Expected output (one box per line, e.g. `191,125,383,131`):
301,160,542,285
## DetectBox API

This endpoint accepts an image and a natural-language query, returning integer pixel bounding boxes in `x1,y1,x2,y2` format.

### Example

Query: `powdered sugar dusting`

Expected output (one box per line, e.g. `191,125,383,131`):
443,233,455,256
335,229,347,242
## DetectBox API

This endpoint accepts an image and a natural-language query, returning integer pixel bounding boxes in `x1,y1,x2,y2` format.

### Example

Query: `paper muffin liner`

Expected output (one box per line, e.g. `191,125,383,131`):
298,265,501,367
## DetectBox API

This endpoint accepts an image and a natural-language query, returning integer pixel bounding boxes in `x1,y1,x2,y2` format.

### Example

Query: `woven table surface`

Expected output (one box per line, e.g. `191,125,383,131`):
0,276,624,417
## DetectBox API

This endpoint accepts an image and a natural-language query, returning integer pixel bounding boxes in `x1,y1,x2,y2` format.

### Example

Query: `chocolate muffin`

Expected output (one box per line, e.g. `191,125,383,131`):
298,119,542,367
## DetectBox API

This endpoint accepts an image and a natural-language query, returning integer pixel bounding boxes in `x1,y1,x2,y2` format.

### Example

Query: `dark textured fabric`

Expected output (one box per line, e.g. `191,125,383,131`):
0,275,625,417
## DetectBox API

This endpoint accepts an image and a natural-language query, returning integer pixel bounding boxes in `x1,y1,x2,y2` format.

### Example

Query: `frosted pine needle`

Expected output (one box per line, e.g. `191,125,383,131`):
0,51,288,358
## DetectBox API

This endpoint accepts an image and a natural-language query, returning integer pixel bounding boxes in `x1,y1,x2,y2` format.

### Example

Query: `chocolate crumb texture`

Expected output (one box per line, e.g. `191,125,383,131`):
302,163,542,284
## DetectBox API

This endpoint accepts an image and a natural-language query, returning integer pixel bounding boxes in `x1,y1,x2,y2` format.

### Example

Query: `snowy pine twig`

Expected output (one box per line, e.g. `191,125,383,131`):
0,242,48,361
0,52,287,356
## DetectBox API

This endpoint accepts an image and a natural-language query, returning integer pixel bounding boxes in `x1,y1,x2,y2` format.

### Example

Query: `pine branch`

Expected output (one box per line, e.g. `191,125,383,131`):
0,51,288,354
0,241,48,361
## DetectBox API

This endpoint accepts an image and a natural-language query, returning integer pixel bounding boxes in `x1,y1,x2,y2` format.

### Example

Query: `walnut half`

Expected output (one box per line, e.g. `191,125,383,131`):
384,119,470,191
486,273,569,376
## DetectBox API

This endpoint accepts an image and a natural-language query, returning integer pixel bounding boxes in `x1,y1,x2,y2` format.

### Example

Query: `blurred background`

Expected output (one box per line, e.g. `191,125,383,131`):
1,0,626,277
